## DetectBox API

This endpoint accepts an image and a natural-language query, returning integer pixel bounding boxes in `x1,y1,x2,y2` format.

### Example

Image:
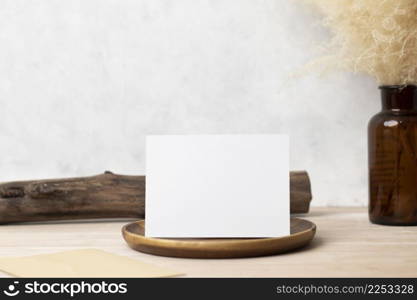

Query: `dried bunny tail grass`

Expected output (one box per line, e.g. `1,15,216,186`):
303,0,417,85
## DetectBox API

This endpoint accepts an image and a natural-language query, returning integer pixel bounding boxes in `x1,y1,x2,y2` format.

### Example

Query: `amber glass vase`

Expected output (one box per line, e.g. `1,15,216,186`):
368,85,417,225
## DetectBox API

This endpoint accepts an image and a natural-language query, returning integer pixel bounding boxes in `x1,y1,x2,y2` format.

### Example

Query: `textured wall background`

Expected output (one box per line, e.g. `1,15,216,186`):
0,0,379,206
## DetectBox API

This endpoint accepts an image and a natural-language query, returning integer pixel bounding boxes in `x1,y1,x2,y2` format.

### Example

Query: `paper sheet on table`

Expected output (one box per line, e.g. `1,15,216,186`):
146,134,290,238
0,249,182,277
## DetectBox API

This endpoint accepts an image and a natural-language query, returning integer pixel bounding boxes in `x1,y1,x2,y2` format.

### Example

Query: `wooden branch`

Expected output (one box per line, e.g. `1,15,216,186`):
0,171,312,224
290,171,312,214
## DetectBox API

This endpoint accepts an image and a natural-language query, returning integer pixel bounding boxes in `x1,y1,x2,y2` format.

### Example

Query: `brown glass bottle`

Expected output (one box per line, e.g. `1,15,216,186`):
368,85,417,225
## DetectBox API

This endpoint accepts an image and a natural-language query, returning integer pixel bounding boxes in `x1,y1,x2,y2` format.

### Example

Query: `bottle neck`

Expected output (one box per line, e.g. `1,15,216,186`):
380,85,417,112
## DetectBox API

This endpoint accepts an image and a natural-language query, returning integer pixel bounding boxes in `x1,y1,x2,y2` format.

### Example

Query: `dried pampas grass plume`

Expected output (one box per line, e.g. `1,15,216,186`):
303,0,417,85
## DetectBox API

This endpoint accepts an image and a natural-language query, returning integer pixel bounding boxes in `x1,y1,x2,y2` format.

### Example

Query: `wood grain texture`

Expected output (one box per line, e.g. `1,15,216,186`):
0,171,311,224
0,172,145,223
290,171,312,214
0,208,416,277
122,218,316,258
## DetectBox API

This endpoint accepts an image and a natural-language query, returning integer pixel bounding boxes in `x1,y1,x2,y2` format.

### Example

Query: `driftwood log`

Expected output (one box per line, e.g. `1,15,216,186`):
0,171,312,224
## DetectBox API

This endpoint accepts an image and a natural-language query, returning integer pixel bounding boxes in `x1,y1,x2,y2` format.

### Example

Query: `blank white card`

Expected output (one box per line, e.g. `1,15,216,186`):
145,135,289,238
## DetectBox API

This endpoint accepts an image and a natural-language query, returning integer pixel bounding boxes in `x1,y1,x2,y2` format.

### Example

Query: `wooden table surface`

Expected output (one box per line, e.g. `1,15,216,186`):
1,207,416,277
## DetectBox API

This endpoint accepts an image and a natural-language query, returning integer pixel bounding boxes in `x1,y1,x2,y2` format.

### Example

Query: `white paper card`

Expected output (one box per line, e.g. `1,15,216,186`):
145,135,289,238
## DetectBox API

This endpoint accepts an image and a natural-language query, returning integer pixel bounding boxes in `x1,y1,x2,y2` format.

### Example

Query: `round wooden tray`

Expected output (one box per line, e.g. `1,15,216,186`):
122,218,316,258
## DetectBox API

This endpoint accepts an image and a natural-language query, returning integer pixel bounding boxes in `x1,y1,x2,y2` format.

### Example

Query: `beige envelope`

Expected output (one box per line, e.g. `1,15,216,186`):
0,249,182,278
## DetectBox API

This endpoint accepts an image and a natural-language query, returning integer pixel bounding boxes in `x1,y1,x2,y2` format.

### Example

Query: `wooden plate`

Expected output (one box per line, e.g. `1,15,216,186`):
122,218,316,258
